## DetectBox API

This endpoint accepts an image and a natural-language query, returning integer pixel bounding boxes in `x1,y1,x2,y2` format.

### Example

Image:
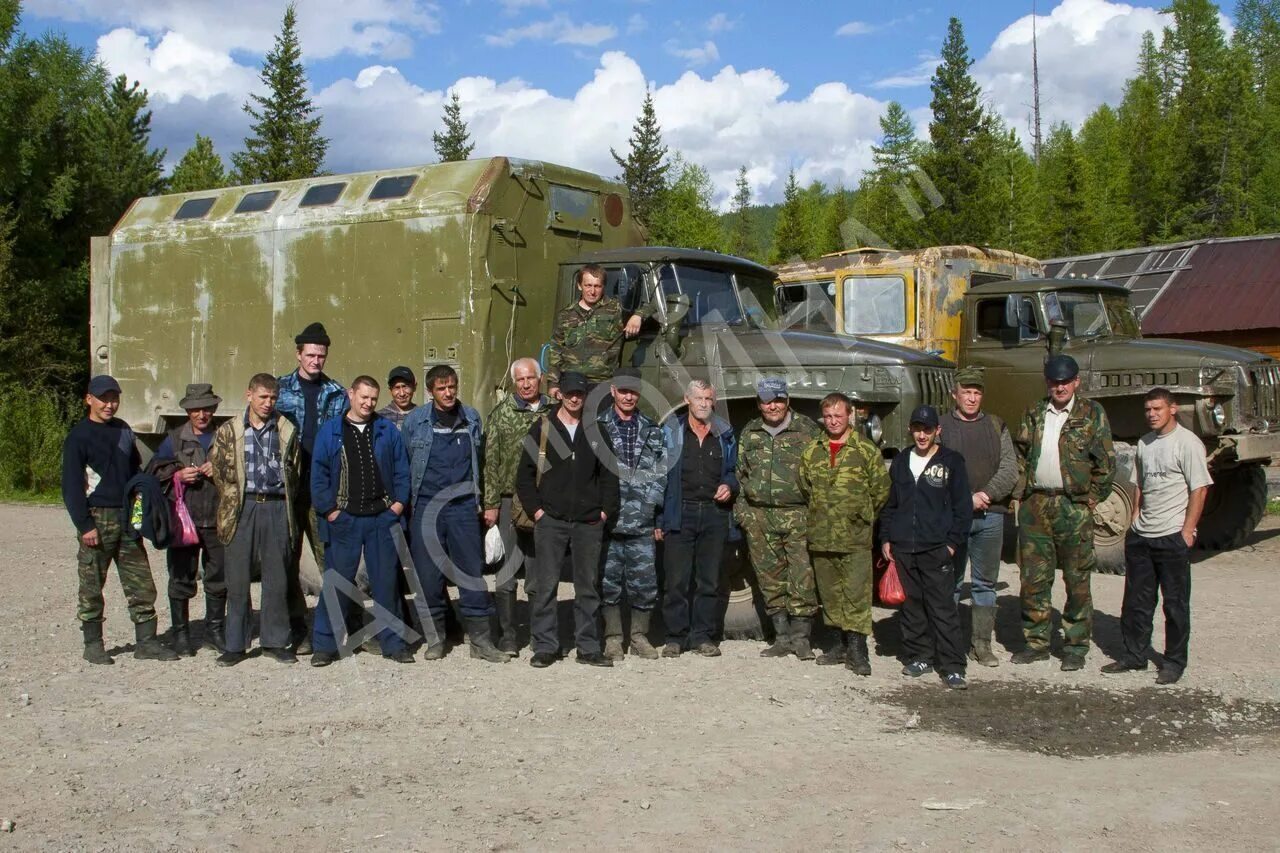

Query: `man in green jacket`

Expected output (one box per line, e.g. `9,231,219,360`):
547,264,653,399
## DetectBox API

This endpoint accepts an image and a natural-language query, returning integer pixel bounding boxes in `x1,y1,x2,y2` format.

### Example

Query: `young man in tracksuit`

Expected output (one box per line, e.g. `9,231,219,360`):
879,405,973,689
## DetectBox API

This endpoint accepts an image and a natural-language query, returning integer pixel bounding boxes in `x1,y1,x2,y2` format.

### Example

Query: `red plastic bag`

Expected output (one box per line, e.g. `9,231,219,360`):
877,556,906,606
171,477,200,547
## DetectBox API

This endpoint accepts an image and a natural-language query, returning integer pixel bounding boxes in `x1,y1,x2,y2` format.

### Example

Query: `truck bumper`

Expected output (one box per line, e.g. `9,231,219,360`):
1222,431,1280,464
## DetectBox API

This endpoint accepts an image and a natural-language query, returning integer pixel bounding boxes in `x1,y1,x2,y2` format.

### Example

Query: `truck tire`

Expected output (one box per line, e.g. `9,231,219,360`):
1196,463,1267,552
1092,442,1136,575
721,542,768,640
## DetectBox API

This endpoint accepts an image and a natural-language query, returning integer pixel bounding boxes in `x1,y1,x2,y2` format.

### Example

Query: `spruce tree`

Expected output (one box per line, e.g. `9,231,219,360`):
231,3,328,183
871,101,922,177
1078,105,1139,250
1252,13,1280,229
649,156,723,252
88,75,164,236
168,134,227,194
1034,123,1087,257
433,91,475,162
1119,32,1176,242
799,180,830,258
610,90,670,226
769,170,808,263
820,188,853,255
728,165,756,259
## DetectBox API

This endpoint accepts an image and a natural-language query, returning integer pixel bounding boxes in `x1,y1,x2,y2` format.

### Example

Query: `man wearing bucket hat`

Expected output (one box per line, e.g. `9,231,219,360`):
146,383,226,656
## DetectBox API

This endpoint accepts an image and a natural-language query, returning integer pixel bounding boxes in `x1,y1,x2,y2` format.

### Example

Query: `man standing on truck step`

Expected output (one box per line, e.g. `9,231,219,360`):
660,379,739,658
798,392,889,675
736,377,822,661
1102,388,1210,685
517,371,620,668
403,365,508,664
276,321,349,655
377,366,418,430
309,376,414,666
145,383,227,657
547,264,652,400
939,366,1018,668
209,373,302,666
1012,355,1115,671
483,357,550,655
62,374,178,665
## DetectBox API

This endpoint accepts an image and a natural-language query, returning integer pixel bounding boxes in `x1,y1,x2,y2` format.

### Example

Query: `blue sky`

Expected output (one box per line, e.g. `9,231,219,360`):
19,0,1182,204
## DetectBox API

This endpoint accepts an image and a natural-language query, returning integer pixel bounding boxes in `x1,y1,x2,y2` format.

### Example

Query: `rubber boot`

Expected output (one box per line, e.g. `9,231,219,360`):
495,590,519,657
816,630,847,666
422,616,448,660
630,610,659,659
81,622,113,665
203,594,226,653
969,605,999,667
134,619,180,661
846,631,871,676
760,612,792,657
791,616,815,661
169,597,195,657
465,616,510,664
603,605,625,661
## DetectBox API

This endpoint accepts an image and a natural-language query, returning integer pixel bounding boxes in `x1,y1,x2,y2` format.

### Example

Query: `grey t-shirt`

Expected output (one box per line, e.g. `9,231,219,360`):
1130,424,1213,537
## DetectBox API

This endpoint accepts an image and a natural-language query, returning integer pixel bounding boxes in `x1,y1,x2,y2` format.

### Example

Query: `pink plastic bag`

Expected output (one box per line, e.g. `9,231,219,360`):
171,476,200,547
877,556,906,606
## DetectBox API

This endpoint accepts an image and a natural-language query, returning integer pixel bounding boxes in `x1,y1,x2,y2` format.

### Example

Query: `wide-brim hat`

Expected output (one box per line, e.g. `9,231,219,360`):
179,383,222,410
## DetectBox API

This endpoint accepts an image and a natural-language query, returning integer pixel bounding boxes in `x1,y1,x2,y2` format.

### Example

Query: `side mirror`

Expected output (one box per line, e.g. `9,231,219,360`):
661,292,691,356
1003,294,1021,329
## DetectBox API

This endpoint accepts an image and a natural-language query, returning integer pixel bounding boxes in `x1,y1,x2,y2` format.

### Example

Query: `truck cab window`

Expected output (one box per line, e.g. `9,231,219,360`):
975,296,1040,341
842,275,906,335
659,264,744,327
604,264,646,314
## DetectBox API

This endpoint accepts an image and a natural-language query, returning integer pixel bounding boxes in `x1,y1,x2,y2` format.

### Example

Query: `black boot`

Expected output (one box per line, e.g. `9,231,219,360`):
791,616,815,661
465,616,510,664
495,590,519,656
760,612,792,657
134,619,179,661
203,594,226,653
846,631,871,676
816,630,847,666
422,616,448,660
81,622,113,665
169,597,195,657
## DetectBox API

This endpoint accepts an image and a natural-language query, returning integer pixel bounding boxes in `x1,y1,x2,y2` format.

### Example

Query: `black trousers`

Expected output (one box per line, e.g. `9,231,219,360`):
1121,531,1191,670
166,525,226,602
529,514,604,655
662,500,730,647
894,544,966,673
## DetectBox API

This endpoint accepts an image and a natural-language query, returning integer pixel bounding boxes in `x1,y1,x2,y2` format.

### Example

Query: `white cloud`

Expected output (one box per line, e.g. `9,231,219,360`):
625,14,647,35
706,13,736,34
666,40,720,67
484,13,618,47
872,54,939,89
97,27,259,102
836,20,875,36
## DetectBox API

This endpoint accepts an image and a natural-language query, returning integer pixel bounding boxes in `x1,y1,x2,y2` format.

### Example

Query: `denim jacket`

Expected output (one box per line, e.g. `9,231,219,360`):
275,370,349,439
402,402,484,511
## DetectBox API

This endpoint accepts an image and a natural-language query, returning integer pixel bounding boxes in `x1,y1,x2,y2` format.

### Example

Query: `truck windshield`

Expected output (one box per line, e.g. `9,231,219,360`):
1049,291,1114,339
1104,293,1141,337
777,280,836,331
659,264,744,327
843,275,907,335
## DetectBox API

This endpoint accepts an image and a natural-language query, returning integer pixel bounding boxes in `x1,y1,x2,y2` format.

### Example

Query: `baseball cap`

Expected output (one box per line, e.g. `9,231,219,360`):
1044,355,1080,382
559,371,589,395
756,376,789,402
87,375,122,397
612,368,642,392
388,366,416,386
908,405,940,429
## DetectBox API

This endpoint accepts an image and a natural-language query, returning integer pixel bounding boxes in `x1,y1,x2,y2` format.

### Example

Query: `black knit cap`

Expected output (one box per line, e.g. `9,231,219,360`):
295,322,331,347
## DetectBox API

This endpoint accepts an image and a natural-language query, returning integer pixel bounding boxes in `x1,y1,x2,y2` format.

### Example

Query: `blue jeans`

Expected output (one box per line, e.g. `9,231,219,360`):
411,499,491,620
953,511,1004,607
312,511,406,655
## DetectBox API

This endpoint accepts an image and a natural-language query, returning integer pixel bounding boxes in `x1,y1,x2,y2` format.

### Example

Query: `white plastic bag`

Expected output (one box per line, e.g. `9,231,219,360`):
484,524,506,565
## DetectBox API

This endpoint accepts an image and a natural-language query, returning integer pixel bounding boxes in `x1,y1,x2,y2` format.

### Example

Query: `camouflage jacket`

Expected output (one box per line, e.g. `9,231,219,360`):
799,433,890,552
599,407,666,536
548,296,655,387
209,409,301,546
737,412,821,508
482,392,551,509
1014,395,1115,505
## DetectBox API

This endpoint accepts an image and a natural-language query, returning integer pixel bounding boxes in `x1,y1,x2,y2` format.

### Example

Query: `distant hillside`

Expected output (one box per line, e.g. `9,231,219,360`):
717,203,780,264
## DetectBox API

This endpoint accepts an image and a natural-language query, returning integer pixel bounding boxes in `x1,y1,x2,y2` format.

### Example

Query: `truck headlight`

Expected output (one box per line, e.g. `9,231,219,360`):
1210,402,1225,427
863,412,884,446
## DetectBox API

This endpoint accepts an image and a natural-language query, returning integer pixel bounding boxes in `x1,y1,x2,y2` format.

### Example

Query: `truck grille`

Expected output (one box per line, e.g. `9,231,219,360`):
916,367,953,411
1249,364,1280,424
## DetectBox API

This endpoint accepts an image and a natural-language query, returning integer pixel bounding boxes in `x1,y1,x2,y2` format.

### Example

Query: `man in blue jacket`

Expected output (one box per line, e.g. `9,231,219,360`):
660,378,739,658
309,377,413,665
402,365,507,664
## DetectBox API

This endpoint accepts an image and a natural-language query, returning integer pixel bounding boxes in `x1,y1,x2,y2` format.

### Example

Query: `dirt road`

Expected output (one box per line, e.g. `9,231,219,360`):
1,505,1278,851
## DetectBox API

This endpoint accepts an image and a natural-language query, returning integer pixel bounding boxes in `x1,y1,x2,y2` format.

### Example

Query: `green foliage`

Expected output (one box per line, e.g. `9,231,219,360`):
611,90,670,227
648,155,724,251
88,74,165,219
1033,124,1087,257
231,3,328,183
820,188,853,255
433,91,475,163
1077,105,1139,250
0,384,72,497
168,134,227,194
769,170,808,263
728,165,756,258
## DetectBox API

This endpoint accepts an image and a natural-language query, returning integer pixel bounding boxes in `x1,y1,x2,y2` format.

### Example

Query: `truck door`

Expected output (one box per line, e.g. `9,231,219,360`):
964,293,1048,427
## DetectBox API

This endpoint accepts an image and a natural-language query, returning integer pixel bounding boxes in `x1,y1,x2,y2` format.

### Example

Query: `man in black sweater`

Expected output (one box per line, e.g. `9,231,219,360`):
516,371,620,668
879,405,972,689
61,375,177,665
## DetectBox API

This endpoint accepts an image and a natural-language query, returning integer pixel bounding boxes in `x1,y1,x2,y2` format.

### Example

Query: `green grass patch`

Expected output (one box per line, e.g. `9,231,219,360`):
0,487,61,506
1267,497,1280,517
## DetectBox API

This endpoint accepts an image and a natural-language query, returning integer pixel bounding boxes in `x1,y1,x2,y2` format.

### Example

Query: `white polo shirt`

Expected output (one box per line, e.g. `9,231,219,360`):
1033,397,1074,489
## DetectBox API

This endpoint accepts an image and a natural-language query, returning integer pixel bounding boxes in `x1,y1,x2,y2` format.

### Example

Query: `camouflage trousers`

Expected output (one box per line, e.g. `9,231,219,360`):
602,533,657,610
811,550,872,634
1018,493,1094,655
739,505,817,618
76,507,158,624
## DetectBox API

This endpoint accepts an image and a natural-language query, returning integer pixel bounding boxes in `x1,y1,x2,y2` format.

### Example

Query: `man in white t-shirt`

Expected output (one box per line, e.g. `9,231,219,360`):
1103,388,1211,685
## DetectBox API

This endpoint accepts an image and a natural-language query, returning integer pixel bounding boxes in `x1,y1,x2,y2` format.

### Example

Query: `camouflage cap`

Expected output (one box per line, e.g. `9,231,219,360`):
756,376,789,402
1044,354,1080,382
954,365,985,388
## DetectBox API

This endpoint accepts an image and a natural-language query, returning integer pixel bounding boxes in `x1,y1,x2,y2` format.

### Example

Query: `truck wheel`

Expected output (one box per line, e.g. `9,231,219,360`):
1197,463,1267,552
1092,442,1135,575
722,542,767,640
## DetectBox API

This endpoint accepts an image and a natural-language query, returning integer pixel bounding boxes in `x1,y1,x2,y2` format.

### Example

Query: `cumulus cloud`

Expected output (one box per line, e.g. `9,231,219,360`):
666,40,720,67
484,13,618,47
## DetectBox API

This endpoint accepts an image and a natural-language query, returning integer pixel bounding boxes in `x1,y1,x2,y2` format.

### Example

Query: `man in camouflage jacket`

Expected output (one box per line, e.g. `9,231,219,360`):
547,263,654,397
735,377,822,660
1012,355,1115,670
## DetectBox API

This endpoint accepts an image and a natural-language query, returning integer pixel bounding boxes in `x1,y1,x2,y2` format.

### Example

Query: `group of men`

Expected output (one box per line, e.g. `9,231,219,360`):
63,264,1208,685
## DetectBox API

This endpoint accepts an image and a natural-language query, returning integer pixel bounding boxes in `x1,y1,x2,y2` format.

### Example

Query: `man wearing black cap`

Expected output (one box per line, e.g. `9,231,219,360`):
378,366,418,430
146,383,226,656
276,321,349,653
880,405,973,689
1012,354,1115,670
62,375,177,664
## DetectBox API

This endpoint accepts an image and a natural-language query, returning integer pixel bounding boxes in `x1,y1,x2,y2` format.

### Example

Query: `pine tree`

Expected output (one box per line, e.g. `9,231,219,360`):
168,134,227,194
982,127,1039,253
871,101,922,177
820,188,853,255
1252,12,1280,229
648,155,723,251
1078,105,1139,250
231,3,328,183
769,170,808,263
610,90,670,227
433,90,475,162
1034,123,1087,257
728,165,756,259
854,100,928,250
1119,32,1176,242
88,75,164,234
799,180,830,258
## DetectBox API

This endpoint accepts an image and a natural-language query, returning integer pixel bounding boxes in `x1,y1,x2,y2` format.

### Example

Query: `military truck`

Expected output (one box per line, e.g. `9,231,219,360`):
775,245,1280,568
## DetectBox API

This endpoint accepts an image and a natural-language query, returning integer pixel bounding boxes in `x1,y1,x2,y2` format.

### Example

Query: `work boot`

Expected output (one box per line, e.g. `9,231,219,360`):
495,590,520,656
169,597,195,657
422,616,448,661
629,610,659,660
760,611,792,658
464,617,509,664
133,619,179,661
968,605,999,668
81,622,113,665
846,632,871,676
816,631,847,666
1011,647,1050,665
602,606,625,661
203,594,226,653
790,616,815,661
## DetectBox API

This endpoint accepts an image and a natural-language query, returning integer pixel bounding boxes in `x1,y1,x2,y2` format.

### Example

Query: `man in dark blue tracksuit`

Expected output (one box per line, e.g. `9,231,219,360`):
879,405,973,688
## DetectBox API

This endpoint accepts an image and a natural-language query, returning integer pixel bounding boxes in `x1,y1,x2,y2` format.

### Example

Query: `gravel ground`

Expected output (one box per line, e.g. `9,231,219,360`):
0,504,1278,851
